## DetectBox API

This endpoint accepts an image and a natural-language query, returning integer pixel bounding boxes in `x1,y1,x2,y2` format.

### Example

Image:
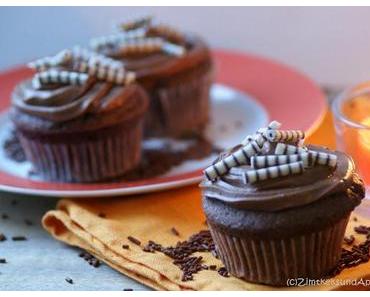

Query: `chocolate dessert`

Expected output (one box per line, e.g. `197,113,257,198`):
10,48,149,182
200,121,365,286
91,16,213,138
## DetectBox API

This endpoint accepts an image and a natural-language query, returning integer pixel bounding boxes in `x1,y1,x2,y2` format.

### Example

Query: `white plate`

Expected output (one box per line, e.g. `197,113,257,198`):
0,84,268,197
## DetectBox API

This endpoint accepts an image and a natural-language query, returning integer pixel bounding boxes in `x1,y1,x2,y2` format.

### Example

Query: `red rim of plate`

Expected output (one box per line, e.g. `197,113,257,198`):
0,49,327,194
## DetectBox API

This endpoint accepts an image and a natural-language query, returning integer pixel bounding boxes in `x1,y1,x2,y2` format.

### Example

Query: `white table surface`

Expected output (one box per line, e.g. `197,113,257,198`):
0,191,150,291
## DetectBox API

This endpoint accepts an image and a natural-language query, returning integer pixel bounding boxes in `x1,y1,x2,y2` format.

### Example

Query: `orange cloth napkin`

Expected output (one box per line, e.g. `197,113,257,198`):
42,111,370,290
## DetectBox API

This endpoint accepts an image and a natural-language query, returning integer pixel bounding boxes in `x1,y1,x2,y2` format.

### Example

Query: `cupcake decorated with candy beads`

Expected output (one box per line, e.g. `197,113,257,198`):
90,16,213,138
200,121,365,286
11,48,149,183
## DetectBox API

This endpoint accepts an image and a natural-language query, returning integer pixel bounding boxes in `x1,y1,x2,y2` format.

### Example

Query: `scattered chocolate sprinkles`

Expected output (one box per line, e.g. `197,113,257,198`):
122,244,130,250
3,130,26,163
0,258,6,264
78,251,101,268
170,227,180,237
354,225,370,235
328,225,370,277
65,277,73,284
142,230,220,281
12,236,27,241
0,233,6,242
121,136,221,181
218,267,229,277
344,235,355,245
127,236,141,246
209,265,217,271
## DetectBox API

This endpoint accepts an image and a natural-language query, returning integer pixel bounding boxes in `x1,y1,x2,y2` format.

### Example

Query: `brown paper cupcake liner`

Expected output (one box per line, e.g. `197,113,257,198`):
144,68,213,138
208,216,350,286
17,121,144,183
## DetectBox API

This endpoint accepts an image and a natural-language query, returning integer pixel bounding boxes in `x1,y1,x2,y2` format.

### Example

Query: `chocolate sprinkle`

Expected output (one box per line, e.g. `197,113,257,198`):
344,235,355,245
0,233,6,242
218,267,229,277
127,236,141,246
65,277,73,284
12,236,27,241
3,130,26,163
0,258,6,264
78,251,101,268
170,227,180,237
123,288,133,291
122,244,130,250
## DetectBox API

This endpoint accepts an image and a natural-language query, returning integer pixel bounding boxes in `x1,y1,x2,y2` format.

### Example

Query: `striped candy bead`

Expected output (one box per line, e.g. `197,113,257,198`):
308,150,338,168
90,30,147,50
251,153,310,169
28,49,72,71
118,37,185,57
243,161,304,184
204,141,262,181
275,143,307,155
264,129,305,143
119,16,152,31
32,70,89,88
267,120,282,130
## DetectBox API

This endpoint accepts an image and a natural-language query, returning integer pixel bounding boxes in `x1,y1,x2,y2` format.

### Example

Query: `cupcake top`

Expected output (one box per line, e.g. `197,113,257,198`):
90,16,212,80
200,121,364,211
12,48,148,132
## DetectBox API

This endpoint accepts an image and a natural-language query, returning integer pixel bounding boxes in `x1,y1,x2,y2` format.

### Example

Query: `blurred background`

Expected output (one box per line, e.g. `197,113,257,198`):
1,6,370,88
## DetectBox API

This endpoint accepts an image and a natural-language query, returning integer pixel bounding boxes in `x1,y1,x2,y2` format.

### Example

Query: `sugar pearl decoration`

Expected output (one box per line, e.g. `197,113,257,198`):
204,141,262,181
28,49,72,71
243,161,304,184
32,70,89,89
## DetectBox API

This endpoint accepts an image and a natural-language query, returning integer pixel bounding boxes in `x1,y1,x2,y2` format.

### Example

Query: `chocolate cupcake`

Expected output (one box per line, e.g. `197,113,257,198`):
11,48,149,182
200,121,365,286
90,16,213,138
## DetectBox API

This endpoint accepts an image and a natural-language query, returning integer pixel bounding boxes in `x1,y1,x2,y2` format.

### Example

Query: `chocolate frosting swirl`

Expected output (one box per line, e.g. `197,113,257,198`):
200,145,363,211
94,29,211,80
12,48,140,123
12,79,139,123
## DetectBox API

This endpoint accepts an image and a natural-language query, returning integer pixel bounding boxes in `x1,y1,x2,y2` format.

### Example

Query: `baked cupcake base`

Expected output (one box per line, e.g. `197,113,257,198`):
17,118,144,183
144,65,212,138
208,216,349,286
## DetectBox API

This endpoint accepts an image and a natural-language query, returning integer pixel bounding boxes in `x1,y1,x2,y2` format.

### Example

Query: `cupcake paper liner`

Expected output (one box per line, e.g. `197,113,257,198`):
208,216,350,286
17,120,144,183
144,68,213,138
